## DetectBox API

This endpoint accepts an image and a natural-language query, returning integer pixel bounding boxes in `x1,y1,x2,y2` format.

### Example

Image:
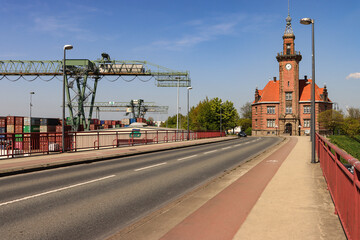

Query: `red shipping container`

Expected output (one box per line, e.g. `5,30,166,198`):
15,125,23,133
15,117,24,126
7,116,15,125
15,141,23,150
0,117,6,128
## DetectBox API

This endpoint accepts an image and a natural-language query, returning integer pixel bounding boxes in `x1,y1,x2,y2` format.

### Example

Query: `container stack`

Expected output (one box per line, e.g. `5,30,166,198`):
0,117,6,139
23,117,41,133
40,118,59,133
122,118,130,127
23,117,41,151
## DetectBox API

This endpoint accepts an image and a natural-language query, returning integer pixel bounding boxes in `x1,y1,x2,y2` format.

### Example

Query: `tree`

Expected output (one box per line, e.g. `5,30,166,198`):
343,118,360,138
347,107,360,120
318,109,344,134
238,118,252,131
240,102,252,119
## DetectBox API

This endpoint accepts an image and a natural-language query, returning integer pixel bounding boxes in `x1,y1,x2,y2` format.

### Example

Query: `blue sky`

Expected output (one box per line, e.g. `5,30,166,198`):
0,0,359,121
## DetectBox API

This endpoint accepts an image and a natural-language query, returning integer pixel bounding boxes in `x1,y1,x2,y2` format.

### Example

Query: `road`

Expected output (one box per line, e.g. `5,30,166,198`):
0,136,280,240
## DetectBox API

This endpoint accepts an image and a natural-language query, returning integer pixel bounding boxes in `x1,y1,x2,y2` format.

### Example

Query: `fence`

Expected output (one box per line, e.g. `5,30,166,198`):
0,129,224,158
316,133,360,240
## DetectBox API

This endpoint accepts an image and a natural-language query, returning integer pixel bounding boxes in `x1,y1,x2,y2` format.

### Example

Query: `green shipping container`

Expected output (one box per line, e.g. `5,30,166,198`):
23,125,40,133
15,134,23,142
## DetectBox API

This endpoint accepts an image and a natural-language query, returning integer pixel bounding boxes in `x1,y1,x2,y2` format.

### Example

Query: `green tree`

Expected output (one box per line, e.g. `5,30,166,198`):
240,102,252,119
318,109,344,134
343,118,360,138
238,118,252,131
347,107,360,120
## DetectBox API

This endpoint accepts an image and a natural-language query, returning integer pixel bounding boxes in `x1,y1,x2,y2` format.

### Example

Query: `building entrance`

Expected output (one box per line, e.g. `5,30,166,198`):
285,123,292,135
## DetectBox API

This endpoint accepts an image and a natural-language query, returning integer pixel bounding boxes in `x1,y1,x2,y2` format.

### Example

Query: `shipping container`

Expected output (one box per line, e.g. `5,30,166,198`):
24,117,41,126
122,118,130,125
0,127,5,133
15,134,23,142
130,118,136,124
15,125,24,133
7,125,14,133
40,125,57,132
23,125,40,133
15,117,24,126
14,141,23,150
0,117,6,128
55,125,72,132
100,120,105,125
40,118,60,126
7,116,15,125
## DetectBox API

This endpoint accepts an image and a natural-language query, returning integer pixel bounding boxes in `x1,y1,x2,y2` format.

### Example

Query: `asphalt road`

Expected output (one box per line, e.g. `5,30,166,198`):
0,136,281,240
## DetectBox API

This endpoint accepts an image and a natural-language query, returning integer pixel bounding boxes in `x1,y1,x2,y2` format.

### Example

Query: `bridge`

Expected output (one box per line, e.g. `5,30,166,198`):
0,134,356,239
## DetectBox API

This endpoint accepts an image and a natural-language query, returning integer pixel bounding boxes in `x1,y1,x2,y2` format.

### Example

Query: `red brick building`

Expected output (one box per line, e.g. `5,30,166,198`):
252,14,332,136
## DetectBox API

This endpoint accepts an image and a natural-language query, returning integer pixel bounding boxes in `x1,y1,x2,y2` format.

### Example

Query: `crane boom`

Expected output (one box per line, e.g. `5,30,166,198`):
0,55,190,131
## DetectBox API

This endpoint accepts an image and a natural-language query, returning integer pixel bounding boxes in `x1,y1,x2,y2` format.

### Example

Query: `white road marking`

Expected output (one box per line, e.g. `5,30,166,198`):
234,144,242,147
222,146,231,150
266,160,279,163
204,150,218,154
0,175,116,207
178,155,198,161
134,162,167,172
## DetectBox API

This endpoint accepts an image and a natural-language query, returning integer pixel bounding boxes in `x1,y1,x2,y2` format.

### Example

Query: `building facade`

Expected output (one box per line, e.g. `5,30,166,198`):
252,14,332,136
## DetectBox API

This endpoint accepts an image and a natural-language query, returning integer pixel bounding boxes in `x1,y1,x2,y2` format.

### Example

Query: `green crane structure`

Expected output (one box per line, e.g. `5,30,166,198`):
0,53,190,131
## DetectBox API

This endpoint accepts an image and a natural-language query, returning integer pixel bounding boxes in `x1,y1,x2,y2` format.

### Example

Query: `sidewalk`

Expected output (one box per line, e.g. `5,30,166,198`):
111,136,346,240
0,137,235,176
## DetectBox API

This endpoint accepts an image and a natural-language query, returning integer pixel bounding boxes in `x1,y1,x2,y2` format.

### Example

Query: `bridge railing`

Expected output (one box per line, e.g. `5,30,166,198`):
316,133,360,240
0,130,225,158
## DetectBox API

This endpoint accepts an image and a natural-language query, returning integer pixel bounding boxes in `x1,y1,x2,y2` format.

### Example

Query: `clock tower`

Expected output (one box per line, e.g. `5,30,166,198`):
276,12,302,135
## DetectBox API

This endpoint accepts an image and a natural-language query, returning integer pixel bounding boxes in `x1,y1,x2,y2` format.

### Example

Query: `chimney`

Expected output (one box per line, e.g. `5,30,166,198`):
304,75,308,81
255,88,260,103
273,77,277,82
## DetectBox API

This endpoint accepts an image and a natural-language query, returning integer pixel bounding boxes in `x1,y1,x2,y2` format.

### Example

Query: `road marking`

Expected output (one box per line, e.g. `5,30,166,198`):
266,160,279,163
204,150,218,154
0,175,116,207
134,162,167,172
234,144,242,147
222,146,231,150
178,155,198,161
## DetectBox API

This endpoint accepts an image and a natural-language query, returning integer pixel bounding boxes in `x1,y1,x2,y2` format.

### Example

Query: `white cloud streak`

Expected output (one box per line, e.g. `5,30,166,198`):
346,72,360,79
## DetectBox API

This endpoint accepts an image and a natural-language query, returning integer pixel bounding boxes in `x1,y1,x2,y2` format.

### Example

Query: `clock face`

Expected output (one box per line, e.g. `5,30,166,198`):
285,63,292,70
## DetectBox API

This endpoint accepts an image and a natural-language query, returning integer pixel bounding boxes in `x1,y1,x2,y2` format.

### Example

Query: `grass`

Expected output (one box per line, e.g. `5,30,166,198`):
328,135,360,161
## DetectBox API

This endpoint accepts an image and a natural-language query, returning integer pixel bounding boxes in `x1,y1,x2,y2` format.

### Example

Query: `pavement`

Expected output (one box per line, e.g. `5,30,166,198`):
0,136,346,239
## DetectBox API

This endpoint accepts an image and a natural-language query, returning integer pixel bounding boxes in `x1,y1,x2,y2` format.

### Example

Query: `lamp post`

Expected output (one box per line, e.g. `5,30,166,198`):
63,45,73,152
300,18,316,163
29,92,35,132
176,77,180,130
187,86,192,140
220,102,222,137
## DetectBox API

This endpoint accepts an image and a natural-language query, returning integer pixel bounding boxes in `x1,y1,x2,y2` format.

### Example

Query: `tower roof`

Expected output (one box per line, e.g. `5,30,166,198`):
284,1,294,36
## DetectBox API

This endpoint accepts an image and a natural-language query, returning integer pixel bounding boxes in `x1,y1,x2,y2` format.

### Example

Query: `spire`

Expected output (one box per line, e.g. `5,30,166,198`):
284,0,294,36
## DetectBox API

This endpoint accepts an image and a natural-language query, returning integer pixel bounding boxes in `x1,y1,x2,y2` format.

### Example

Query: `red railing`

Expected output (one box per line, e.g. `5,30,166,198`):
0,130,225,158
316,133,360,240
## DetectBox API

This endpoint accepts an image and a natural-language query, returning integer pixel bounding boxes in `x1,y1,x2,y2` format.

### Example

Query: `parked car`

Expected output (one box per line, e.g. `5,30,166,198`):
238,131,247,137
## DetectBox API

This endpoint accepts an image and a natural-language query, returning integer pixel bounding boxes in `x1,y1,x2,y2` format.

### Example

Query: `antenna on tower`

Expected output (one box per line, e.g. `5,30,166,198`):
288,0,290,16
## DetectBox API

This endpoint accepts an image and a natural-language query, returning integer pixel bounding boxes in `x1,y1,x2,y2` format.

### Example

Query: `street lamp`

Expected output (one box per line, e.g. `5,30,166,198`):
187,86,192,140
29,92,35,132
63,44,73,152
220,102,222,137
300,17,316,163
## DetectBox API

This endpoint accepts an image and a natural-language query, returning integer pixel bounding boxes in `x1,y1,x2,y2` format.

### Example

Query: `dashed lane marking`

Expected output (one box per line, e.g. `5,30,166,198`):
0,175,116,207
178,155,198,161
134,162,167,172
204,150,218,154
222,146,231,150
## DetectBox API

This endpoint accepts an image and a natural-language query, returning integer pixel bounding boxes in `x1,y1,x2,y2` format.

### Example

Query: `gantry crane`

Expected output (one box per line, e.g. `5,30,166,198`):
0,53,190,130
75,99,169,120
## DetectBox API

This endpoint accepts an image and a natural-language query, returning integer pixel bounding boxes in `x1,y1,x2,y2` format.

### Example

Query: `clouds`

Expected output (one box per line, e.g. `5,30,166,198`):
346,72,360,79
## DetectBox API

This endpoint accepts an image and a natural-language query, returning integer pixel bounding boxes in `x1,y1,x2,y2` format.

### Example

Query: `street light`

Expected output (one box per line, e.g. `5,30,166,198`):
29,92,35,132
300,17,316,163
187,86,192,140
63,44,73,152
220,102,222,137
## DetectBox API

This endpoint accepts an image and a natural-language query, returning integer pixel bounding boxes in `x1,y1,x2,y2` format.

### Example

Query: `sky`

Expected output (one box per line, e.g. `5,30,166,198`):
0,0,359,121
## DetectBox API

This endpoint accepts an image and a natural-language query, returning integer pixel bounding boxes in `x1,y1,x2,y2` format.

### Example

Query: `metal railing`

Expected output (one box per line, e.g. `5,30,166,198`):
316,133,360,240
0,130,224,158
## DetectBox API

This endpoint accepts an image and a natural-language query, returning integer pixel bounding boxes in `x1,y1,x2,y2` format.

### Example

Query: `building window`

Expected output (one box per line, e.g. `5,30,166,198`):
255,119,258,127
304,119,310,128
255,107,258,114
286,106,292,114
286,44,291,55
267,119,276,128
285,92,292,100
304,105,311,114
267,106,275,114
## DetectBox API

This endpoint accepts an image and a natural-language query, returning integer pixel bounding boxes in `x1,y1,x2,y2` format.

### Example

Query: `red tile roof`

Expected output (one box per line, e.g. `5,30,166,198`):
254,78,330,103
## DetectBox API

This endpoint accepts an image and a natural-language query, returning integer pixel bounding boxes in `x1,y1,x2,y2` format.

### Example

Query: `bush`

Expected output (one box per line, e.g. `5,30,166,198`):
328,135,360,160
245,127,252,136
